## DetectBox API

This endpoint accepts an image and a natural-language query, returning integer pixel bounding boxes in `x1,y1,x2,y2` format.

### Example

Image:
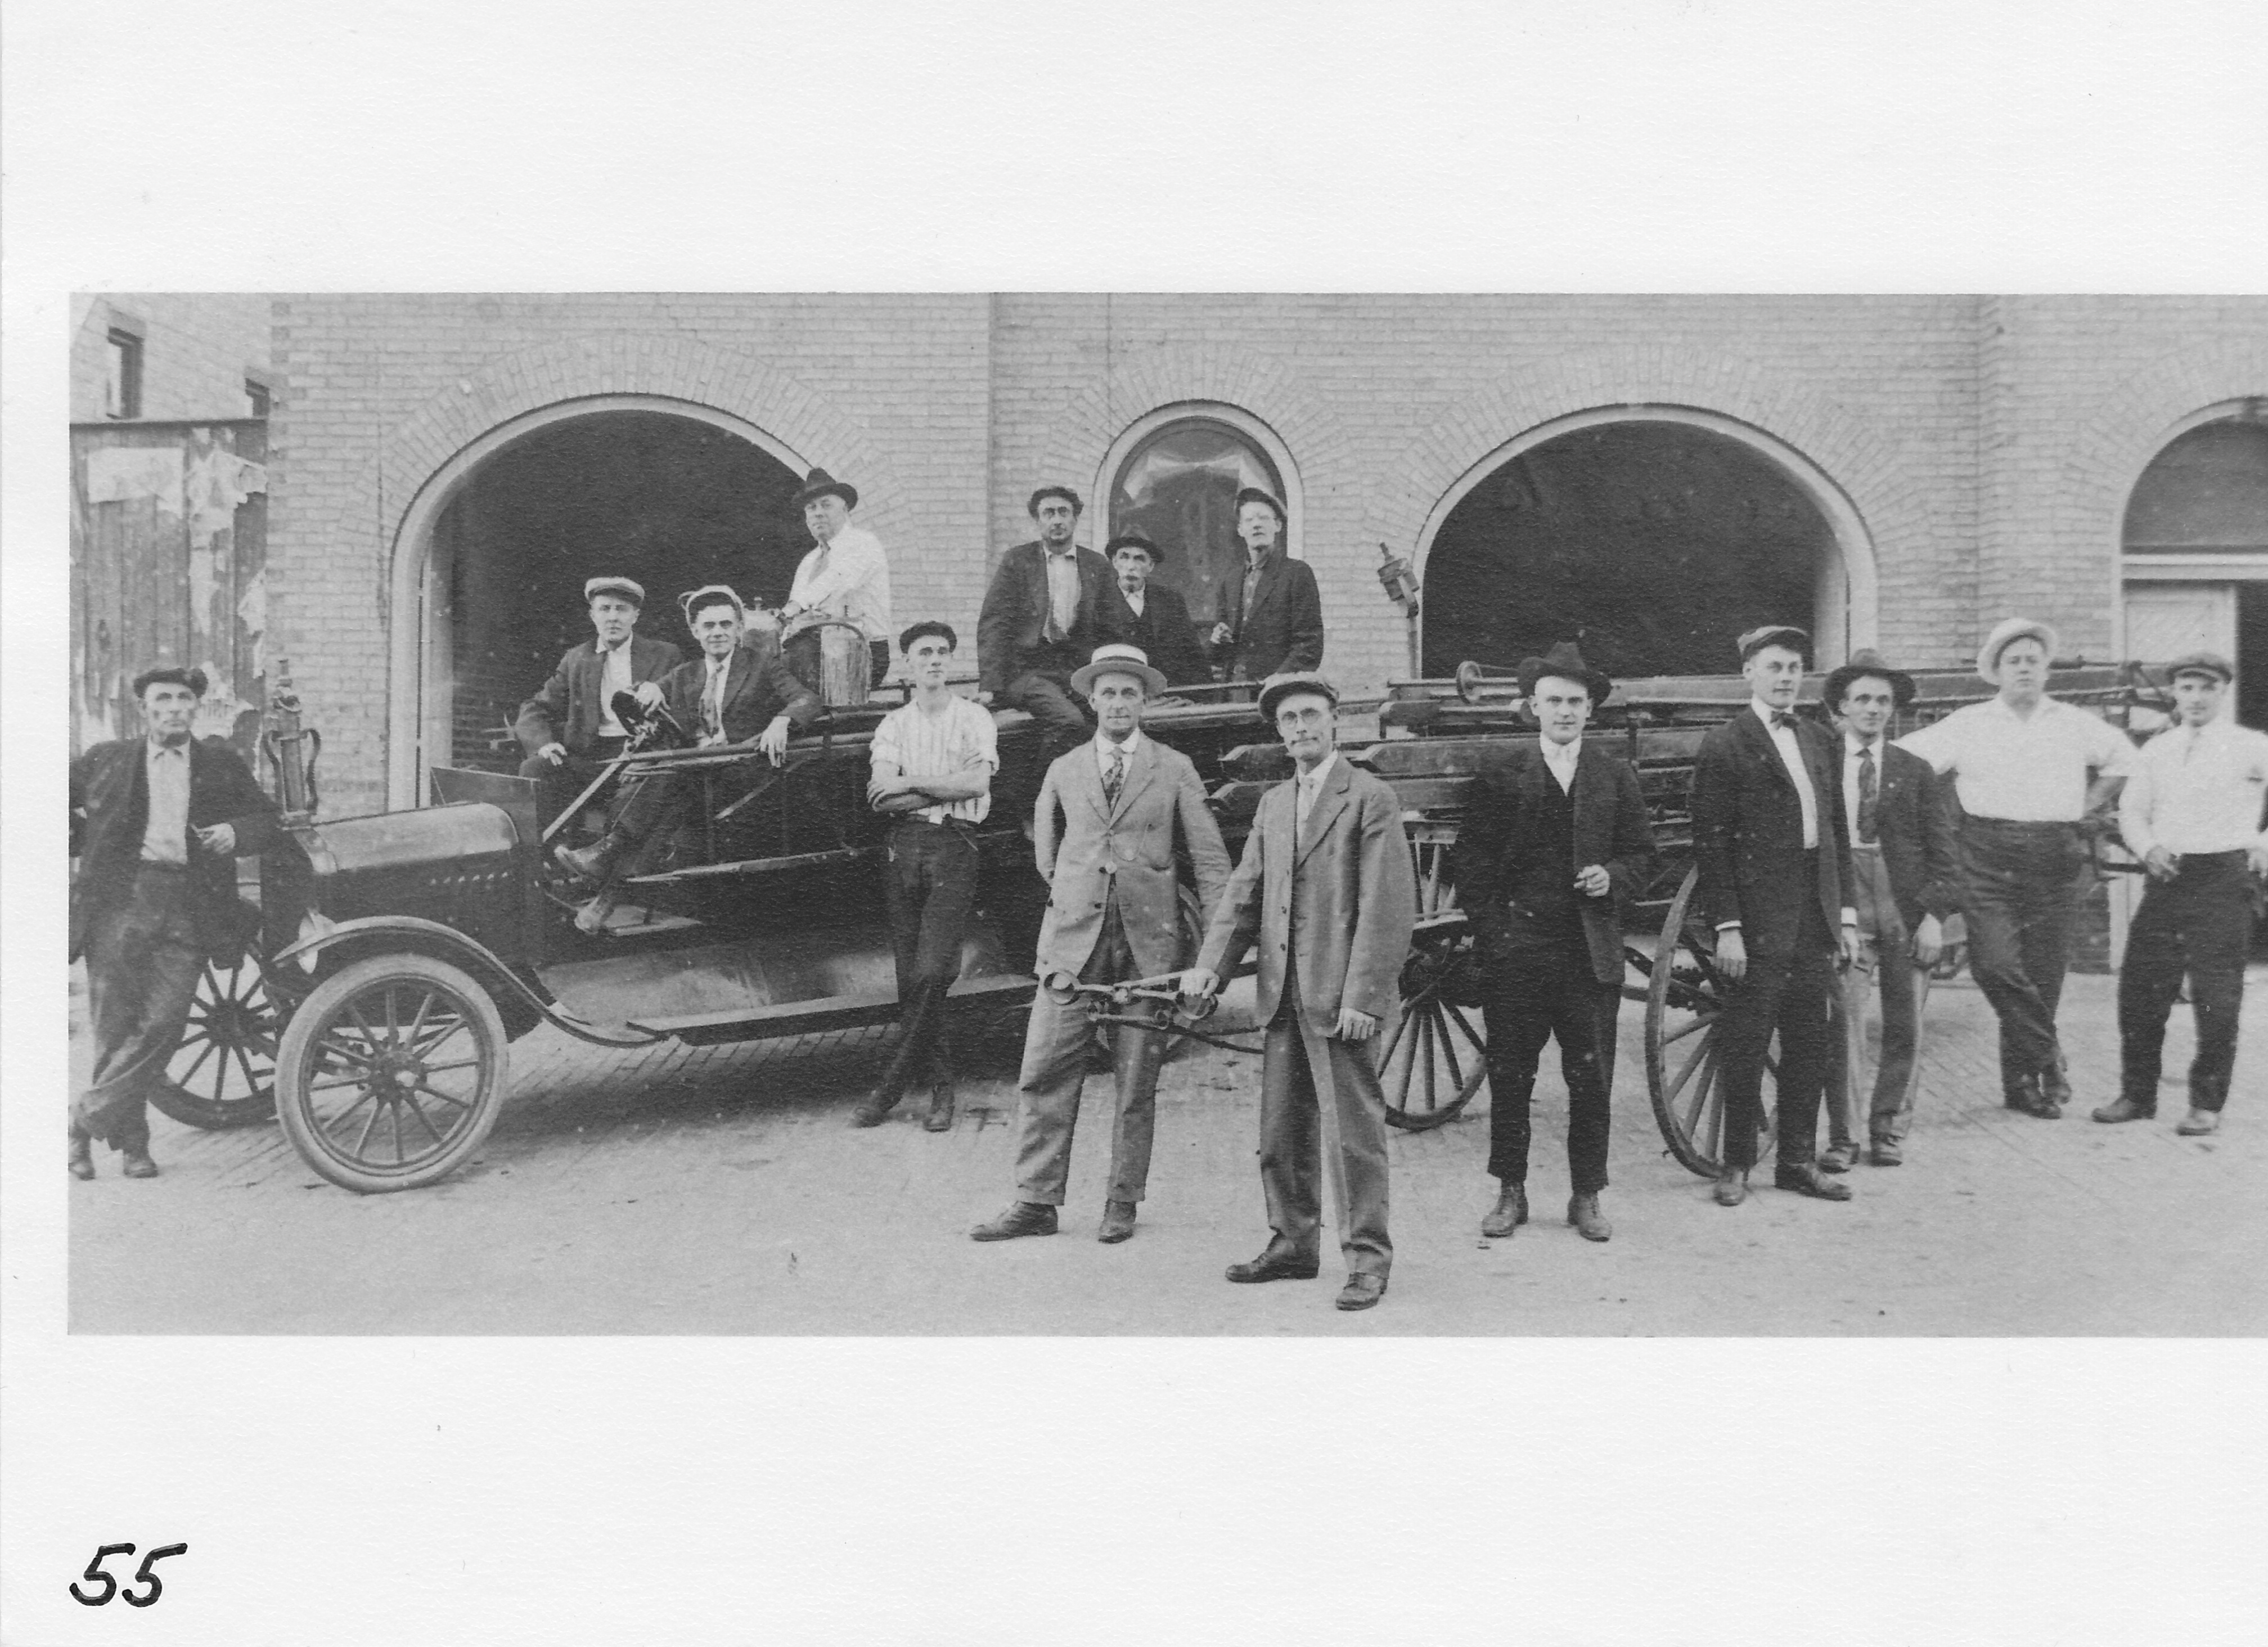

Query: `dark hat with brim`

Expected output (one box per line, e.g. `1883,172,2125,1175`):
132,665,209,698
1257,671,1338,723
1822,648,1917,710
1070,643,1168,698
793,468,858,511
1515,641,1613,705
1736,624,1811,663
1105,532,1163,563
2161,649,2235,685
1232,487,1287,525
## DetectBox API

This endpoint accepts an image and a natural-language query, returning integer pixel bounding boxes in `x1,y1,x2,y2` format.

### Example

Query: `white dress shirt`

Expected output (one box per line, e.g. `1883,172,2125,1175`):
1842,730,1887,849
141,737,192,863
1898,695,2135,821
596,635,636,737
1043,542,1080,636
1752,700,1820,849
789,523,893,643
871,693,997,824
1293,751,1338,843
2119,716,2268,857
1120,586,1146,618
699,654,731,741
1541,735,1581,794
1094,725,1144,781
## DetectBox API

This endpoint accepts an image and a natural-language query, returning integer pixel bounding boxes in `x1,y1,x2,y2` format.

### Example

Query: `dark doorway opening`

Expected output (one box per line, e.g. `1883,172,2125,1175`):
1421,421,1835,680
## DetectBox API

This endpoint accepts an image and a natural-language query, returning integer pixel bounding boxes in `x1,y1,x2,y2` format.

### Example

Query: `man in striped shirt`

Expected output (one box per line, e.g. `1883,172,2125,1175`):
856,620,998,1131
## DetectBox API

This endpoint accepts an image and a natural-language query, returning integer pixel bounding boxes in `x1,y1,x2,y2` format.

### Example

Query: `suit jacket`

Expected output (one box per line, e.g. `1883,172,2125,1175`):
1843,739,1961,929
1451,741,1657,985
1197,758,1417,1033
1107,580,1208,688
515,634,685,756
661,645,821,744
1691,709,1858,959
69,736,284,963
1220,550,1324,680
1033,735,1232,979
977,541,1126,696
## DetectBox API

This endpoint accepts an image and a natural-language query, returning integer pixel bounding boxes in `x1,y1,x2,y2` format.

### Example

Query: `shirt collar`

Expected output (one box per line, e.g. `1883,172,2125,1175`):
1043,538,1077,559
600,634,632,654
1844,730,1882,755
1096,727,1142,760
1298,751,1337,790
146,735,190,758
1751,699,1790,728
1544,735,1581,763
1244,546,1274,572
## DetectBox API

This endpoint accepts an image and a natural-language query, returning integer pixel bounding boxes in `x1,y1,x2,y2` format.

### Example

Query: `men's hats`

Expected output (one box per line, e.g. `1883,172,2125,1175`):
794,468,858,511
679,584,748,631
1736,624,1811,663
1515,641,1613,705
1071,642,1168,698
2162,649,2235,685
132,665,209,698
1976,616,2059,683
1822,647,1918,709
1257,671,1338,723
1104,532,1163,562
1232,487,1286,526
584,576,645,606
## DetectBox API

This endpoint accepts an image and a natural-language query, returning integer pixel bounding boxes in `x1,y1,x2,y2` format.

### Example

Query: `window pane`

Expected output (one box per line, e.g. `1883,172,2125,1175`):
104,331,142,419
1108,420,1283,624
2122,420,2268,554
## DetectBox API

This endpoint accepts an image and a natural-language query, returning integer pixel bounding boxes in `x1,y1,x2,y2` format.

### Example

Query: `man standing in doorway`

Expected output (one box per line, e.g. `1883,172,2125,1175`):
1819,650,1961,1169
858,622,999,1132
516,577,683,829
1104,532,1207,688
970,644,1231,1245
1208,488,1323,682
2094,651,2267,1136
778,467,893,690
1185,674,1416,1311
977,486,1124,756
1899,618,2135,1117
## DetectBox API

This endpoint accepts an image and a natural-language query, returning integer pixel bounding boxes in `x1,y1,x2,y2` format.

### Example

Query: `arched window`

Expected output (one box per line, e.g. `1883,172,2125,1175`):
1102,407,1297,626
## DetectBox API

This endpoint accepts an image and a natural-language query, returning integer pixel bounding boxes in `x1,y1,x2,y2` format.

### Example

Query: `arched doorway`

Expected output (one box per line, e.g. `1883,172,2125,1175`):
1096,403,1302,628
1417,408,1871,680
387,399,807,802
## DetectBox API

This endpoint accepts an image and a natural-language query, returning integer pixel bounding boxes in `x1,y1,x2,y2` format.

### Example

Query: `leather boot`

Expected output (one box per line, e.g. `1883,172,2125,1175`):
68,1127,94,1181
923,1083,956,1132
121,1146,160,1180
555,831,631,884
1097,1200,1137,1243
2037,1059,2073,1115
573,887,623,934
1479,1181,1528,1238
1567,1192,1612,1242
2091,1095,2154,1124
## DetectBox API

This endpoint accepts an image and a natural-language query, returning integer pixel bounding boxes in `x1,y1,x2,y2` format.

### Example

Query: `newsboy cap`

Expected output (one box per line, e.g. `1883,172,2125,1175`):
2162,650,2235,685
1104,532,1163,562
1736,624,1811,662
1257,671,1338,723
132,665,209,698
584,576,645,606
1232,487,1287,526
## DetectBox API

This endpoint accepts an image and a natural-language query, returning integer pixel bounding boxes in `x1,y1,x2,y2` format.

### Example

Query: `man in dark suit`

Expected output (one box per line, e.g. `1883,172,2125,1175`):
1102,532,1208,688
515,576,684,827
555,586,819,931
1451,642,1655,1243
69,667,283,1178
977,485,1126,755
1208,488,1324,681
1690,626,1862,1207
1820,650,1961,1169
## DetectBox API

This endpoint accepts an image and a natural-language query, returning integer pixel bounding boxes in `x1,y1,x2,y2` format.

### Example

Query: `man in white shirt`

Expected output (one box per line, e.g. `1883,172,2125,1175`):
779,468,893,691
514,577,683,829
1898,617,2136,1118
2094,651,2268,1136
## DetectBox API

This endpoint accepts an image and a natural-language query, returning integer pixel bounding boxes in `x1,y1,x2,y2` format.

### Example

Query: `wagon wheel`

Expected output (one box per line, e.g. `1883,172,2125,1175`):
1643,865,1775,1177
1380,823,1488,1132
274,953,509,1193
150,954,280,1129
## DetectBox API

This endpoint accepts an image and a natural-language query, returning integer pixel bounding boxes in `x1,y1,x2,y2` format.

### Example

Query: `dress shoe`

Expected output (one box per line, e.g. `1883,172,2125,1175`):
2005,1078,2061,1120
1773,1163,1853,1201
2002,1074,2041,1111
1225,1250,1321,1284
1818,1142,1859,1173
555,834,627,884
923,1083,956,1132
849,1092,899,1128
969,1202,1058,1241
1479,1181,1529,1238
1566,1192,1612,1243
1335,1274,1388,1311
68,1132,94,1181
2091,1096,2155,1124
120,1148,160,1180
1097,1200,1137,1243
2176,1108,2221,1136
1869,1138,1904,1167
2038,1060,2074,1112
1712,1170,1748,1207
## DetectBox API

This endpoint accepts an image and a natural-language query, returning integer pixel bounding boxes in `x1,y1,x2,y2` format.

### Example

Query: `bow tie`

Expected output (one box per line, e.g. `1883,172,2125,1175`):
1770,711,1798,731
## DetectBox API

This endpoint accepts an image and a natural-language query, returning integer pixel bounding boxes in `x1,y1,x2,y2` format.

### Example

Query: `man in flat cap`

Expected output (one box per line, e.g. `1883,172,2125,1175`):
1451,642,1654,1243
1208,489,1324,683
1185,673,1415,1311
516,576,683,830
970,644,1231,1245
1898,618,2135,1118
1690,626,1862,1207
778,467,893,690
2094,652,2267,1137
977,485,1127,758
1103,532,1208,689
1819,650,1961,1169
69,667,282,1178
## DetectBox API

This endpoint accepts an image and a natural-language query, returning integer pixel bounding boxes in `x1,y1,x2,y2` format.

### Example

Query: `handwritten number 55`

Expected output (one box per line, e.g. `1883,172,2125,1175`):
70,1542,186,1606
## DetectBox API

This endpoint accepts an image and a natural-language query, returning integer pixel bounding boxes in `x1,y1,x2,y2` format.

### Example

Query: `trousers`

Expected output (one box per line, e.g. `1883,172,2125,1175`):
519,736,629,831
1961,818,2087,1088
875,818,980,1100
1714,870,1837,1172
1009,897,1167,1205
1256,965,1393,1279
1001,670,1094,759
1825,844,1933,1148
2118,851,2254,1113
75,867,206,1152
1478,929,1619,1192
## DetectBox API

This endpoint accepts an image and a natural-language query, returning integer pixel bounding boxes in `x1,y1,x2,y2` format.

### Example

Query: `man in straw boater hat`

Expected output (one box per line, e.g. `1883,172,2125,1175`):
1208,487,1324,683
1184,673,1416,1311
777,467,893,690
1818,649,1962,1169
976,485,1127,758
1898,617,2135,1118
1690,625,1862,1208
1450,641,1654,1243
69,665,282,1179
515,575,683,829
2093,651,2267,1137
969,644,1231,1245
1103,530,1208,690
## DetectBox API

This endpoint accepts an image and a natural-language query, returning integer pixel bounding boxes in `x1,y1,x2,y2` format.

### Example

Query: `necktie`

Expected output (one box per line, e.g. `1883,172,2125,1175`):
1857,745,1879,843
705,662,726,737
1771,710,1798,731
1104,746,1125,809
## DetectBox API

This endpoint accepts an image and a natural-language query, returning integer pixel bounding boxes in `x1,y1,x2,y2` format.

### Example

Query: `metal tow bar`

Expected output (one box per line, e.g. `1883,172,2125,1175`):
1038,971,1265,1056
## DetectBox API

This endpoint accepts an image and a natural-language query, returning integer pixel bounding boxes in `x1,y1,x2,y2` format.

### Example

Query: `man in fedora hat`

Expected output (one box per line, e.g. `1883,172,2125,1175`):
515,576,683,829
1691,625,1862,1207
779,467,893,690
70,666,282,1179
977,485,1127,758
1208,488,1324,683
1899,616,2135,1118
2095,651,2267,1137
1450,642,1654,1242
970,644,1231,1245
1184,673,1415,1311
1104,531,1207,688
1819,650,1962,1169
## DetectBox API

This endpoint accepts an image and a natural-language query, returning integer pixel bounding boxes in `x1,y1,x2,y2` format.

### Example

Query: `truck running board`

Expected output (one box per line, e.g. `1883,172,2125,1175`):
628,973,1038,1046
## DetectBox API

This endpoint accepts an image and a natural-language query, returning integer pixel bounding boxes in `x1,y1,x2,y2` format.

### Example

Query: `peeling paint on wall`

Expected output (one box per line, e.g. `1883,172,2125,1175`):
237,571,268,678
186,448,267,548
85,446,185,514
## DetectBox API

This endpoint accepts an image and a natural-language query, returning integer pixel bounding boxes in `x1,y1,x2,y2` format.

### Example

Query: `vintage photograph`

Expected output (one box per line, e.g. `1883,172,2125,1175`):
62,291,2268,1336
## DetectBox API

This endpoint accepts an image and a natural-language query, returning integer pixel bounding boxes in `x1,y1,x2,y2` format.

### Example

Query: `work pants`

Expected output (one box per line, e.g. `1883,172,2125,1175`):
74,867,206,1153
1477,926,1618,1192
1001,670,1094,760
1825,844,1933,1148
1256,962,1393,1280
1961,818,2087,1089
1715,870,1837,1172
519,735,628,832
2118,851,2254,1113
1010,897,1167,1205
875,818,980,1100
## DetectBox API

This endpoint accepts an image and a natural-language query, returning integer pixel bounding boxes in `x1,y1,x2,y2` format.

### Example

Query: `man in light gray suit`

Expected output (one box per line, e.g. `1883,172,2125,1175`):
1185,674,1418,1311
971,644,1232,1245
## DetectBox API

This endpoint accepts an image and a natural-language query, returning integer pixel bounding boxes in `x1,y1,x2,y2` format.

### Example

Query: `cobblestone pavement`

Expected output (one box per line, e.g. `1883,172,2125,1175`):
67,968,2266,1334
